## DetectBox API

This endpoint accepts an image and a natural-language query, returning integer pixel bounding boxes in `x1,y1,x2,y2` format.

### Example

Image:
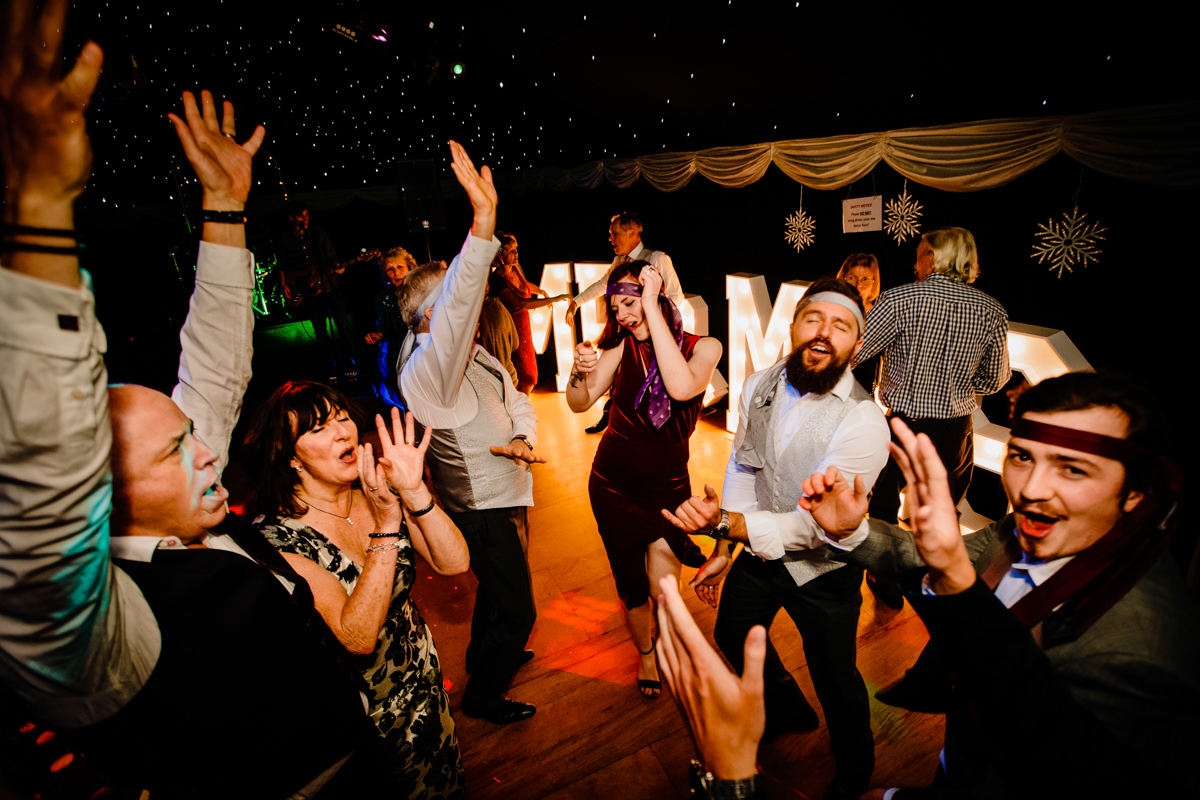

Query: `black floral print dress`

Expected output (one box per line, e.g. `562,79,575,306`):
258,518,465,799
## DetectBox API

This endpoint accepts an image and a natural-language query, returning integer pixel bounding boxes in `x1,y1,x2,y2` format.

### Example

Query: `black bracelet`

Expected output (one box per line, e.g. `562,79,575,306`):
201,209,247,224
1,223,79,239
0,241,86,256
368,531,402,539
408,497,437,517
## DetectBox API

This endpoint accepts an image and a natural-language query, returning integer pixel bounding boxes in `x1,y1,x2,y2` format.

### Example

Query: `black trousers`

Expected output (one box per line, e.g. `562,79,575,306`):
714,554,875,789
869,412,974,523
448,507,537,706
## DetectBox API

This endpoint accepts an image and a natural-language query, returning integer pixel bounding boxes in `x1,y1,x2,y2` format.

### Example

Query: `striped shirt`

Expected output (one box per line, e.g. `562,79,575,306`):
854,274,1010,419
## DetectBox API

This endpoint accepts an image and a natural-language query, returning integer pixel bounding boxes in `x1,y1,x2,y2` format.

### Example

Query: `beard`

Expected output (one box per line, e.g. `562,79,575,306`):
785,336,853,396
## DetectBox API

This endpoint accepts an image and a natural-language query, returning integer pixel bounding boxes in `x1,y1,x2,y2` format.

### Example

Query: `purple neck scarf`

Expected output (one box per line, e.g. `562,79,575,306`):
606,282,684,429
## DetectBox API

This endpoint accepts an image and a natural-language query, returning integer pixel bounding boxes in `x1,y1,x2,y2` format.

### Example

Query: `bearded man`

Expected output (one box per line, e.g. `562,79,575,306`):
665,276,889,800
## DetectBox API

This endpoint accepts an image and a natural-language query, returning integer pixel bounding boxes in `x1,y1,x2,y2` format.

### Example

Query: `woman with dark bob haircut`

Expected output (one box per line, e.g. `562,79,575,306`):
565,260,722,698
245,381,470,799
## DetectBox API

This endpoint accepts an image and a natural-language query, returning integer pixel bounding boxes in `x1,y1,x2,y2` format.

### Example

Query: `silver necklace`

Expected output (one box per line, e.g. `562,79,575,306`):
303,491,354,525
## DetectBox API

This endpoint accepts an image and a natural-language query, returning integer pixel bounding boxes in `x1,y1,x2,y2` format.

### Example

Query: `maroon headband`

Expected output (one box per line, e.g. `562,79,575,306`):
1010,418,1151,465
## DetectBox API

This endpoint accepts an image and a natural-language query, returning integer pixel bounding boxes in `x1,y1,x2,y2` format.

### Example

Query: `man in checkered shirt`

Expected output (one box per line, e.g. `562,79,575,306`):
854,227,1010,522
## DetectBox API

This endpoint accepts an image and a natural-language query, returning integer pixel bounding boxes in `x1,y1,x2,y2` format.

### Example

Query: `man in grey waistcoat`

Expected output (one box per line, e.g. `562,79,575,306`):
396,142,544,726
665,276,889,800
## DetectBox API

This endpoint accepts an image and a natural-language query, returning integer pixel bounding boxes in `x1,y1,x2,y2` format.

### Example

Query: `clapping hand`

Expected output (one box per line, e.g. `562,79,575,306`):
168,90,264,211
358,442,401,531
656,576,764,781
374,407,431,496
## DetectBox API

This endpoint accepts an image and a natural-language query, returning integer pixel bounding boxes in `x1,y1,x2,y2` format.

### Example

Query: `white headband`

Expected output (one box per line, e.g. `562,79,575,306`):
800,291,865,335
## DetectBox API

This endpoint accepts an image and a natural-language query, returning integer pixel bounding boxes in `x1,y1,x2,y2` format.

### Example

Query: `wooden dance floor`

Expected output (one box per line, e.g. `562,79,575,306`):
411,389,946,800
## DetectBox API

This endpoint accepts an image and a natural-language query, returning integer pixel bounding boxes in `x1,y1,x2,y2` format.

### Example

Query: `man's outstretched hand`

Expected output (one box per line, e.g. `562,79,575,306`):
448,139,496,241
662,483,721,534
798,465,870,541
168,90,264,212
489,438,545,471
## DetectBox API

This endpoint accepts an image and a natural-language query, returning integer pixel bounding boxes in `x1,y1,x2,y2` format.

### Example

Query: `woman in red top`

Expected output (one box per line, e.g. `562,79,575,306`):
566,261,722,697
488,232,567,394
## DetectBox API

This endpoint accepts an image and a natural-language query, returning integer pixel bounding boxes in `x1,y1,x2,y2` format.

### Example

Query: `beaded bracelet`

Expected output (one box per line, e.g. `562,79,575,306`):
408,497,437,518
366,541,404,553
368,531,402,539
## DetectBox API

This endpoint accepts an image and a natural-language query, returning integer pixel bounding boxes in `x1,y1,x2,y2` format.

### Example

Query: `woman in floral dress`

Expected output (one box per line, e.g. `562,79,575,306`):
247,382,470,799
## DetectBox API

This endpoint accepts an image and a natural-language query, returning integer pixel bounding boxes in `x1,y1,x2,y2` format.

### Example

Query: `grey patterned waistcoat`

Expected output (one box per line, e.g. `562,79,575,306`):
734,359,873,587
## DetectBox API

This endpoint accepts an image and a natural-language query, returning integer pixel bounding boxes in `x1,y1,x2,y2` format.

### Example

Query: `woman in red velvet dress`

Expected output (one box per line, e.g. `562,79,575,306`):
488,232,567,394
566,261,721,697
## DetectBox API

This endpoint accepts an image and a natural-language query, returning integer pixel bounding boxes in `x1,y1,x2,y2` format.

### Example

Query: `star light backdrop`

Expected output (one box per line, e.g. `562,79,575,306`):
68,1,1190,211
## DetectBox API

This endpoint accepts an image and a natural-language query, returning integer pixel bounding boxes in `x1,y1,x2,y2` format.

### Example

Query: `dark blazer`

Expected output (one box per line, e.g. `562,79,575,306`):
841,517,1200,798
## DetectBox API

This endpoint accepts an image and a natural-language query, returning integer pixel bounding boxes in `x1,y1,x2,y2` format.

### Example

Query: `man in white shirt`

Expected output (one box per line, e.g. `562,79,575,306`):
395,143,544,725
665,276,889,800
0,11,386,791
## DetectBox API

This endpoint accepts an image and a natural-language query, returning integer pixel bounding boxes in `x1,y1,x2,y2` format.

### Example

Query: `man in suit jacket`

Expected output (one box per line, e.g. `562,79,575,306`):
802,371,1200,798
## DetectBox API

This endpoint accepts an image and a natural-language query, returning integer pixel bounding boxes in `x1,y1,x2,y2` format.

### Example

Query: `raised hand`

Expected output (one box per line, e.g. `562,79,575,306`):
168,90,264,211
662,483,721,534
798,465,870,540
888,418,974,594
447,139,496,239
638,263,663,316
357,442,400,531
0,0,102,285
374,407,431,495
656,576,764,781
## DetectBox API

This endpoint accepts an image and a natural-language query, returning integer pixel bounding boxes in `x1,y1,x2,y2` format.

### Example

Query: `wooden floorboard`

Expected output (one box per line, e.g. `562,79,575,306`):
411,388,945,799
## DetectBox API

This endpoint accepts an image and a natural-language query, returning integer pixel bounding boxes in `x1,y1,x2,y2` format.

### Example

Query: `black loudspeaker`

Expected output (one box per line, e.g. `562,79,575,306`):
396,160,446,234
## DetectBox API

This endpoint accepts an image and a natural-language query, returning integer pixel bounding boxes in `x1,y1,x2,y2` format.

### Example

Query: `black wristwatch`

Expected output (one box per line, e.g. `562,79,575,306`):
688,760,764,799
512,435,533,451
705,509,732,540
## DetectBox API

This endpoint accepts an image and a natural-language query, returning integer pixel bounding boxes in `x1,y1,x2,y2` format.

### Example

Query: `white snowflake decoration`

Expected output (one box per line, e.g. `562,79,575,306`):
1031,206,1107,278
884,182,923,244
784,207,816,251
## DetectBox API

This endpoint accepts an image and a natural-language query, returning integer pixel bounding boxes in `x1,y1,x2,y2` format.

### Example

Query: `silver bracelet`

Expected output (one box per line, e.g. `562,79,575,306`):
366,541,404,554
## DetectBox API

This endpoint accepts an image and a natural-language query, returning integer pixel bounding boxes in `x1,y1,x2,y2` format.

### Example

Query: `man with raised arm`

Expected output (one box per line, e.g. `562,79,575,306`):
0,4,389,795
395,144,543,725
802,371,1199,798
664,276,889,800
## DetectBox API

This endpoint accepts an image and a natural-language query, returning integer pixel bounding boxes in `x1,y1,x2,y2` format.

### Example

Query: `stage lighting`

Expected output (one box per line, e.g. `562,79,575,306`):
452,62,465,75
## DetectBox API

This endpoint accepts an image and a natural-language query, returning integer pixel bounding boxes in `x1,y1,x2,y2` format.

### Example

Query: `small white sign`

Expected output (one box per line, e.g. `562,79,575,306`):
842,195,882,232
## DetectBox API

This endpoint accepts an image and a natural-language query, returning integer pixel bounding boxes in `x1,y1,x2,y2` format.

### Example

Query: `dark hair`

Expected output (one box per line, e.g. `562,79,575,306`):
595,259,673,350
244,381,365,518
1013,371,1162,493
792,276,867,334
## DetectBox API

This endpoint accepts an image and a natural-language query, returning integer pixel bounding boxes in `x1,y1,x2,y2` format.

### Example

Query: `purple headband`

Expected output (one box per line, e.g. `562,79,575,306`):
606,281,684,429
